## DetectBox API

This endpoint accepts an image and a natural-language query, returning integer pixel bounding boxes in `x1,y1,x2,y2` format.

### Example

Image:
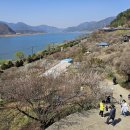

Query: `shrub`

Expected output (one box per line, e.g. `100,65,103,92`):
7,61,14,68
26,54,43,63
69,42,74,47
15,60,24,67
1,63,9,70
107,71,114,79
35,55,41,60
117,50,130,82
42,50,49,56
15,61,19,67
1,61,14,70
63,43,69,48
32,53,36,58
0,70,4,73
88,58,105,68
32,54,41,61
27,55,33,63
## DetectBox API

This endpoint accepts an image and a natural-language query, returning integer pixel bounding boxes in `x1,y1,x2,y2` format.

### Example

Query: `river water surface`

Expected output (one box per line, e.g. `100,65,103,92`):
0,32,84,60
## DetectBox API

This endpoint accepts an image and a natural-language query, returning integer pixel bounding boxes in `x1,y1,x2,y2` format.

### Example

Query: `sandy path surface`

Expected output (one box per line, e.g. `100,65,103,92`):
47,80,130,130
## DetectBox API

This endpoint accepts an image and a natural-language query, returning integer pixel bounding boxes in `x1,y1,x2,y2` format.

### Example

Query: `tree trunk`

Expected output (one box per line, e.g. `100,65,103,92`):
40,124,45,130
128,74,130,82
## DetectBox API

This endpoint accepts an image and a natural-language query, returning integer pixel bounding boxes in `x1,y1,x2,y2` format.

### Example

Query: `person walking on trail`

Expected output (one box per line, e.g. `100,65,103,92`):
121,100,129,116
105,95,111,104
105,104,116,126
119,95,123,105
112,76,117,85
99,100,105,117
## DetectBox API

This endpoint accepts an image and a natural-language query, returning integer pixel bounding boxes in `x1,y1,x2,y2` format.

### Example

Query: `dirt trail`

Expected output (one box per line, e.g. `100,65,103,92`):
47,80,130,130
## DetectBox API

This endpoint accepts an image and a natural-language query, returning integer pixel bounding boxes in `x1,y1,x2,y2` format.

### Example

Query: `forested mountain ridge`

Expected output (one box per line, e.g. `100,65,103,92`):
110,9,130,27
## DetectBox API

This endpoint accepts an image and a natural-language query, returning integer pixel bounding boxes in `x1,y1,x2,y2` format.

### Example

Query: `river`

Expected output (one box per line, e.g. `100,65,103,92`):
0,32,85,60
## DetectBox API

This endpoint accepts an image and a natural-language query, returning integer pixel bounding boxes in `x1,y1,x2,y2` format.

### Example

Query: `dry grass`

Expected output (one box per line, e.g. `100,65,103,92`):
1,29,130,129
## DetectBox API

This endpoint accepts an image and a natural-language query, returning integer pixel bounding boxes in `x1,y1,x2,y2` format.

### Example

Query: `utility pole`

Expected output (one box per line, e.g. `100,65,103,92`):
31,46,34,55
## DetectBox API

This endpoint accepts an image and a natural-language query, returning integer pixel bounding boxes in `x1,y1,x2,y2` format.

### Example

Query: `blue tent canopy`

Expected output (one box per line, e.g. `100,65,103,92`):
61,58,73,63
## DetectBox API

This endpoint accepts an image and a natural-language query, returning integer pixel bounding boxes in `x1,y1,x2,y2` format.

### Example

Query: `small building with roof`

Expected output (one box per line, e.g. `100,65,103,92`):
96,42,110,47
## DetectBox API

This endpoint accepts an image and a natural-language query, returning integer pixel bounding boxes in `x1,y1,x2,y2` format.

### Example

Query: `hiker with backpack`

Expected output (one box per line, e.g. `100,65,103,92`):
105,104,116,126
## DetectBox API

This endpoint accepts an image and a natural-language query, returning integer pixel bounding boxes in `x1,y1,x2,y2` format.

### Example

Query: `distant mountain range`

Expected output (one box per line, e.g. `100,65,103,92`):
6,22,63,33
0,21,63,34
0,17,115,35
0,23,16,35
64,17,115,32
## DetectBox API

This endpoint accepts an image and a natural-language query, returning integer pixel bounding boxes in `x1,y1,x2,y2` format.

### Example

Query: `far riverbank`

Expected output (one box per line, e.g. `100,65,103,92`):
0,32,45,38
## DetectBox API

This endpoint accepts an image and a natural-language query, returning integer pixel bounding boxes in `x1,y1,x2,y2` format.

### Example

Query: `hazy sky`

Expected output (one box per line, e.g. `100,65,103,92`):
0,0,130,28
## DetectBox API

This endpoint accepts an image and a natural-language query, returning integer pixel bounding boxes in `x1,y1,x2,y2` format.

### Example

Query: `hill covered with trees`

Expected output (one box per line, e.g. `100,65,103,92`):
110,8,130,27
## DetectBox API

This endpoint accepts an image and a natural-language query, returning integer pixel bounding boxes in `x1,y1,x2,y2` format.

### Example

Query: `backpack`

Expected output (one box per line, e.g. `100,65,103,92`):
106,105,108,111
128,94,130,99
